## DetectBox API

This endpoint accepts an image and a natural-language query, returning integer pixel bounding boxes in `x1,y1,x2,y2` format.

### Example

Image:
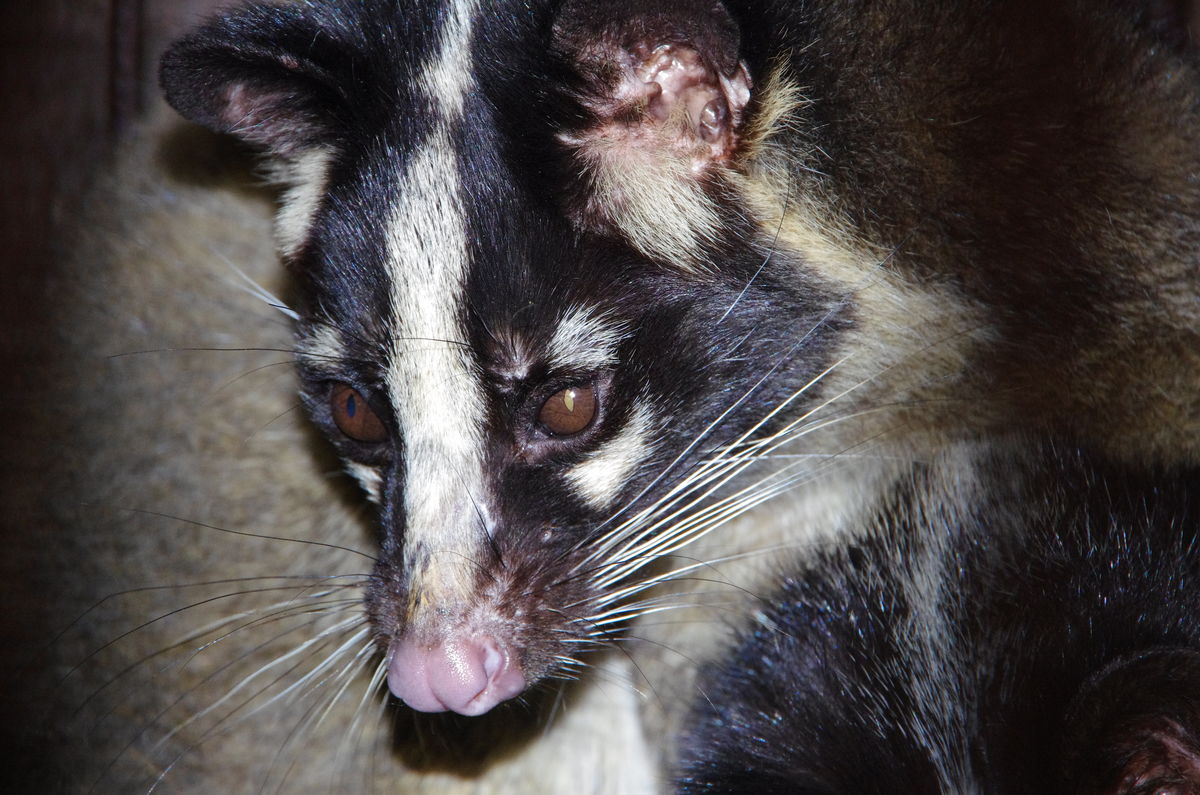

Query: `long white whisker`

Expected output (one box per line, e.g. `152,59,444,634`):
582,355,852,569
264,633,379,792
217,252,300,321
146,619,367,794
75,587,363,717
341,648,390,763
590,395,868,583
150,618,366,755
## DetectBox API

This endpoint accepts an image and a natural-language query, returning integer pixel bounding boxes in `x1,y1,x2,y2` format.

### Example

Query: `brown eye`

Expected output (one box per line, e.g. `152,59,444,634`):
330,383,387,443
539,386,597,436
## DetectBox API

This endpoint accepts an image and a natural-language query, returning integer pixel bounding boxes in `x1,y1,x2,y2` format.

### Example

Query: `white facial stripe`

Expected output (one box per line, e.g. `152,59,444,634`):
272,147,335,259
423,0,479,120
566,405,657,510
385,2,486,603
547,306,629,372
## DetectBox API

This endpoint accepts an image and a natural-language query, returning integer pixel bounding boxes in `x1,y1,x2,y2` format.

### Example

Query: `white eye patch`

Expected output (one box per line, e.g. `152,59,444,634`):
345,461,384,503
547,305,630,373
566,404,657,510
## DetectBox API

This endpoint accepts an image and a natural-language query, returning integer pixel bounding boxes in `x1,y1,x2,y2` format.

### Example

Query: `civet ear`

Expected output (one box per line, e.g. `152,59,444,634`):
160,4,357,157
554,0,750,169
1059,649,1200,795
552,0,752,263
1113,0,1200,49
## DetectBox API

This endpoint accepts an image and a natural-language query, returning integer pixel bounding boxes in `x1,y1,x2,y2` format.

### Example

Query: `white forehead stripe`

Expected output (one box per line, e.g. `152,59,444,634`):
547,306,630,372
385,0,485,599
423,0,479,119
566,405,656,510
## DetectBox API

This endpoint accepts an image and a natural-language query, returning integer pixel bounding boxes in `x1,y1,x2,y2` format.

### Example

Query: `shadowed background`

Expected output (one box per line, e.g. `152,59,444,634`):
0,0,225,779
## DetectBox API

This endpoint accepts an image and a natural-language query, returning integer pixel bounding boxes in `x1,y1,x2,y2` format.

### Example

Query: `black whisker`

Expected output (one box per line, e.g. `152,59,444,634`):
122,507,377,561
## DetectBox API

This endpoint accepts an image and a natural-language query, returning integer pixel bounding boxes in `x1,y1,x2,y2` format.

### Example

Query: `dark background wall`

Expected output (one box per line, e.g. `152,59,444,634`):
1,0,225,355
0,0,226,777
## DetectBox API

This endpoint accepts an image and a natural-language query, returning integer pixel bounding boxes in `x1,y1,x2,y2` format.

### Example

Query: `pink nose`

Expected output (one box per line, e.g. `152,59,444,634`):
387,635,526,716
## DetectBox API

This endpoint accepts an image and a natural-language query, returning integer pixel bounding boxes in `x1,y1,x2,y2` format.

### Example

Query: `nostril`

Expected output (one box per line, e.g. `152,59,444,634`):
388,634,527,717
432,636,526,716
473,637,526,709
479,637,503,680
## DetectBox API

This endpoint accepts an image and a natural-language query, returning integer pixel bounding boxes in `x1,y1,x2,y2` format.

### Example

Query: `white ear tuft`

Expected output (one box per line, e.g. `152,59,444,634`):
553,0,752,265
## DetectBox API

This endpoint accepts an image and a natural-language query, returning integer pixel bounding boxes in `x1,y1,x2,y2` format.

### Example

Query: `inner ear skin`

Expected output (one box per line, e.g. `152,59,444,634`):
622,41,749,160
553,0,751,167
1058,649,1200,795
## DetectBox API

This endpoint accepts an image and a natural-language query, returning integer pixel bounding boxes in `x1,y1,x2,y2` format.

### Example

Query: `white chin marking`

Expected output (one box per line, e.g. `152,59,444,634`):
566,404,656,510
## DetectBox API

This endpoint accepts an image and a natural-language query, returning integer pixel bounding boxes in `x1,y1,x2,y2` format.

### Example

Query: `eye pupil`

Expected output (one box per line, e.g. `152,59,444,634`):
539,385,597,436
330,383,387,443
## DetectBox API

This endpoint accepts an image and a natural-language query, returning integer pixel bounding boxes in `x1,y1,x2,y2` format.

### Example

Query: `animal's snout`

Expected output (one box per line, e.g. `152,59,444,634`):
387,633,526,716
